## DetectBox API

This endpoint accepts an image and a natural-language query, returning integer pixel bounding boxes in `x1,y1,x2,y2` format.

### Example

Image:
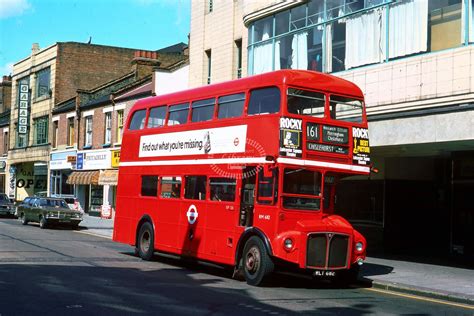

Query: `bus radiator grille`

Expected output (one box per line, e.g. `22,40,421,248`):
306,233,349,269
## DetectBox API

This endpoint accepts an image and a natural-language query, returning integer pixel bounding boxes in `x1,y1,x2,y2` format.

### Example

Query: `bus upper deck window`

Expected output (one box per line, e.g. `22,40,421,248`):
192,98,215,122
129,110,147,130
168,103,189,125
148,106,167,128
218,93,245,119
287,88,325,117
248,87,281,115
329,95,363,123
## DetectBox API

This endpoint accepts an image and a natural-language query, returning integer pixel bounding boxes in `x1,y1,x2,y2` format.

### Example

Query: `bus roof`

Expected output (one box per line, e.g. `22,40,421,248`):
132,70,363,111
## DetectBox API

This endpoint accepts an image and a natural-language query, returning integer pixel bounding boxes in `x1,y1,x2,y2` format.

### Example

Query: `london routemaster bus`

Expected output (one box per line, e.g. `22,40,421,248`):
113,70,371,286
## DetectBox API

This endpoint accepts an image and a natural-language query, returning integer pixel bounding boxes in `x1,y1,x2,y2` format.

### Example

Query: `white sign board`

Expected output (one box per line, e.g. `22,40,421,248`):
139,125,247,158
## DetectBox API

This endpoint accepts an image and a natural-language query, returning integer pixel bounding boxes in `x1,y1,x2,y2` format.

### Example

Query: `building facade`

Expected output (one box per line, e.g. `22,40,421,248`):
8,42,155,201
0,76,11,193
189,0,474,258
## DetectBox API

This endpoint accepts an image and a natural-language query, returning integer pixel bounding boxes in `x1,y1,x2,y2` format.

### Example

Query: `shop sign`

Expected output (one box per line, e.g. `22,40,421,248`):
111,150,121,168
18,83,30,134
77,150,111,170
50,150,77,170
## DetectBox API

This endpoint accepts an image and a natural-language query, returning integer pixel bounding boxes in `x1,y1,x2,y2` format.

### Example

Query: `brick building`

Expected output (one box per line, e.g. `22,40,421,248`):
189,0,474,259
8,42,157,201
0,76,12,193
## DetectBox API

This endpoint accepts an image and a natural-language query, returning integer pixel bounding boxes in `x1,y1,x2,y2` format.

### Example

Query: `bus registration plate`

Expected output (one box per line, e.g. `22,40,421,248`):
313,270,336,277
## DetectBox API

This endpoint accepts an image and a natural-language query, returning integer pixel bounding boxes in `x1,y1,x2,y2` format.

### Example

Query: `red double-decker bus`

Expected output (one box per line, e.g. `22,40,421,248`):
113,70,371,285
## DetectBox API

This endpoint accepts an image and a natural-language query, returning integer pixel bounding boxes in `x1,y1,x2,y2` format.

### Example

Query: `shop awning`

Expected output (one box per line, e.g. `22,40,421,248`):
98,169,119,186
66,171,100,185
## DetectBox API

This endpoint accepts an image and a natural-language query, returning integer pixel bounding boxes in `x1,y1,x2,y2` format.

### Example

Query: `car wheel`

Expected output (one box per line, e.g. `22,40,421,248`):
20,213,28,225
137,222,154,261
242,236,274,286
39,216,47,229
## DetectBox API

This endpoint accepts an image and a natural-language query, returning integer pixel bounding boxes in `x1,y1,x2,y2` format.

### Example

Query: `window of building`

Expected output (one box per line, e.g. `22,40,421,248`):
205,50,212,84
117,110,124,143
34,116,48,145
191,98,215,122
52,120,58,148
129,110,146,130
184,176,206,200
85,116,93,147
141,175,158,197
148,106,167,128
67,117,75,146
104,112,112,144
235,39,243,78
35,68,50,99
210,178,236,202
16,132,27,148
160,176,182,198
247,87,281,115
168,103,189,125
428,0,462,52
218,93,245,119
208,0,213,12
3,131,8,155
287,88,325,117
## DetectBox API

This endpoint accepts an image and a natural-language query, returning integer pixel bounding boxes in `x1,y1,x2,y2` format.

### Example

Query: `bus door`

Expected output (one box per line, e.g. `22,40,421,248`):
157,176,183,250
240,166,257,227
253,167,278,232
205,177,239,262
180,175,207,257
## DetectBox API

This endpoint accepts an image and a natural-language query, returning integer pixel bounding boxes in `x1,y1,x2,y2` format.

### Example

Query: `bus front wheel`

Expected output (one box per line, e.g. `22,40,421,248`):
242,236,274,286
137,222,154,261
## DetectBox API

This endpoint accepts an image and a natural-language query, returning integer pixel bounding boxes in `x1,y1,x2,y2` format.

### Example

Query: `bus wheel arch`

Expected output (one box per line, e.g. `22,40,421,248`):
135,215,155,261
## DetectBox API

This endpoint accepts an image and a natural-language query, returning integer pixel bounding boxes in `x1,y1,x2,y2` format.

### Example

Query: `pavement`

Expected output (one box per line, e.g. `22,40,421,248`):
78,214,474,306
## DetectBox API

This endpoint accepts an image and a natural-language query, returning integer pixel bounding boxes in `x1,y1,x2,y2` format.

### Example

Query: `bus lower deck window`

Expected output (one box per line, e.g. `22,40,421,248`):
141,175,158,197
184,176,207,200
160,176,182,198
210,178,236,202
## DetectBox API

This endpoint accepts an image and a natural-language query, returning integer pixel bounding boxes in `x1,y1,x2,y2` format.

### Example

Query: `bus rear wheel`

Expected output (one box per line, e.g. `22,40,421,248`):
242,236,274,286
137,222,154,261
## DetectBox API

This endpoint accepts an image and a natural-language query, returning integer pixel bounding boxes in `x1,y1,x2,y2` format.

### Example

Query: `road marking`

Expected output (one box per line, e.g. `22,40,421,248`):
74,230,112,240
365,287,474,310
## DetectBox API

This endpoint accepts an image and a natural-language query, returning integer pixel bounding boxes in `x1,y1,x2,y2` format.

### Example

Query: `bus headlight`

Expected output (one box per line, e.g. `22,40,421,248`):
283,238,294,251
355,242,364,252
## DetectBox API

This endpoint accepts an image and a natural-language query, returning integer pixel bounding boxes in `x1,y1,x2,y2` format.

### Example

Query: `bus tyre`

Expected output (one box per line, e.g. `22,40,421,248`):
137,222,154,261
242,236,274,286
39,216,47,229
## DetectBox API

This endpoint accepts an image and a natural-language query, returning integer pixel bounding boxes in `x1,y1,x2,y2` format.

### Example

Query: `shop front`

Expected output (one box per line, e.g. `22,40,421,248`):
67,149,119,215
8,162,48,201
49,150,76,197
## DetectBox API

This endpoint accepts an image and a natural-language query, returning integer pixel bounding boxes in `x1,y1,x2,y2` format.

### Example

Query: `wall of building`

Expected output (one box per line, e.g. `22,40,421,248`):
154,65,189,95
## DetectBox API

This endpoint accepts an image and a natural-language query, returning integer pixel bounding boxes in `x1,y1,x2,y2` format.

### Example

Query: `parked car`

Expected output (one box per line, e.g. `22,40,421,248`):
0,193,14,217
61,196,84,213
17,197,83,229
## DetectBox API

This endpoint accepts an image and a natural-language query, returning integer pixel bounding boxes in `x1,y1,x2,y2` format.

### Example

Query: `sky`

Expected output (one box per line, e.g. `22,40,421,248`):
0,0,190,78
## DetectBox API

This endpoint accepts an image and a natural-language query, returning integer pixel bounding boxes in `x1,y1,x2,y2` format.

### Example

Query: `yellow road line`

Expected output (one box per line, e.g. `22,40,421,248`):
365,287,474,310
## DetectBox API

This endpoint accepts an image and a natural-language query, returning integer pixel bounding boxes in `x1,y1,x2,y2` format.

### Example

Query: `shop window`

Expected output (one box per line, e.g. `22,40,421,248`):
248,87,281,115
184,176,206,200
160,176,182,198
35,68,50,99
192,98,215,122
129,109,146,130
218,93,245,119
141,175,158,197
168,103,189,125
210,178,236,202
147,106,167,128
34,116,48,145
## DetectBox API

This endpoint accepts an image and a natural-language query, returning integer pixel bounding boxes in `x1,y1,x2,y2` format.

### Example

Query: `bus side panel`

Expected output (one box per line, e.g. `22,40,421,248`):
113,169,138,245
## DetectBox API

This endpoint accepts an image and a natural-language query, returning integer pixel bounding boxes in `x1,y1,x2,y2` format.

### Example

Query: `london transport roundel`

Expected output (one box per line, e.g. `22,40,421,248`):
186,205,198,224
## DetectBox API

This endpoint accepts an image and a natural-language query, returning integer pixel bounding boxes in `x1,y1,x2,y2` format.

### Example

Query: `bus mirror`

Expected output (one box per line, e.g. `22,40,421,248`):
370,165,379,174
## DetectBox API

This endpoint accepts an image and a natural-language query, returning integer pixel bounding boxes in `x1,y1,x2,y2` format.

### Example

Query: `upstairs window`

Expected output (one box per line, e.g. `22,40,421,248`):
191,98,215,122
52,120,58,148
84,116,93,147
104,112,112,144
218,93,245,119
248,87,281,115
117,110,124,143
287,88,325,117
36,68,50,99
147,106,167,128
129,109,146,130
34,116,48,145
168,103,189,125
67,117,75,146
